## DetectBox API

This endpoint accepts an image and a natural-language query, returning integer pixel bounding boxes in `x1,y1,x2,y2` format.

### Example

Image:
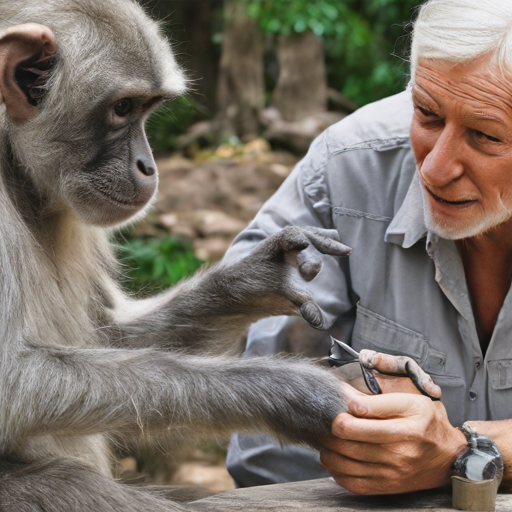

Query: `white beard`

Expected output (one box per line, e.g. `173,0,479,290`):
420,184,512,240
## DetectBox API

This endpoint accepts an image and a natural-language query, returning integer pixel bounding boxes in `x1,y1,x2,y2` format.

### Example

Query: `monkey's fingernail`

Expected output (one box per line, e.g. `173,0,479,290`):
300,302,323,329
360,351,376,367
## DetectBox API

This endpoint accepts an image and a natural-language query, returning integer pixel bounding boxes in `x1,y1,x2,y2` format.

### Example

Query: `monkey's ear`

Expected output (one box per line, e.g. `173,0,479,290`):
0,23,56,121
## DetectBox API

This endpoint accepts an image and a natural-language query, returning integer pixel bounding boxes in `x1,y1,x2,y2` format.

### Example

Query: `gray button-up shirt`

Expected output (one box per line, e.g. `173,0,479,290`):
225,90,512,486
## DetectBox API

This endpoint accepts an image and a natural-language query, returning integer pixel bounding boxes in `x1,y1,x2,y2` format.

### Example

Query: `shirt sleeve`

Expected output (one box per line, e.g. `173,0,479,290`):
226,433,330,488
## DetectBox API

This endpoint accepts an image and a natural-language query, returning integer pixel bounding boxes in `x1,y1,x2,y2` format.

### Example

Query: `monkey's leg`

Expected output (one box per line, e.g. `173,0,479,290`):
112,227,350,354
4,346,346,448
0,458,187,512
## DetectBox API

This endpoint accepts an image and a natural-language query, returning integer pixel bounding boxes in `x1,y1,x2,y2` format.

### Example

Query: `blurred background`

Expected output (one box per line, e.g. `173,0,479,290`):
116,0,423,494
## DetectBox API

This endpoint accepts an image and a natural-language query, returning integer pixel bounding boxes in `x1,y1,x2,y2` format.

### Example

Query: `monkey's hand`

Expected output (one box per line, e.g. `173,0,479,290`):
229,226,351,329
116,227,350,353
331,351,442,399
360,350,442,399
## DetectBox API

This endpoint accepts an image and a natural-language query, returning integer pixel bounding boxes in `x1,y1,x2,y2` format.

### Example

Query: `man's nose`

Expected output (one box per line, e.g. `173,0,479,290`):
420,125,465,188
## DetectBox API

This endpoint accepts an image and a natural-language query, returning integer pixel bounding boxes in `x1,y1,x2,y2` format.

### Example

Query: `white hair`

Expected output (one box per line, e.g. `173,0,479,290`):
410,0,512,78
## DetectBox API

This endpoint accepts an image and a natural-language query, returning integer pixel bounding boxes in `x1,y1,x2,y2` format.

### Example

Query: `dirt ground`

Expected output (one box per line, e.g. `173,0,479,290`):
133,140,299,262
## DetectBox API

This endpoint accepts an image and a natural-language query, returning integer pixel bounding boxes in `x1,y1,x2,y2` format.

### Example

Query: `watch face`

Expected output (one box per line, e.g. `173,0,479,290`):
452,430,503,483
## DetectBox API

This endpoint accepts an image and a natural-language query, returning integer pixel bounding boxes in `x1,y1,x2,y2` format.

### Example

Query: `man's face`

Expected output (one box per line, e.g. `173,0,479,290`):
410,57,512,239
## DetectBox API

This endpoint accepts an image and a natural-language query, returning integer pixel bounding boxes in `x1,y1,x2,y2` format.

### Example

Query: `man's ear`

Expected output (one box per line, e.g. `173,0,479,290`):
0,23,56,121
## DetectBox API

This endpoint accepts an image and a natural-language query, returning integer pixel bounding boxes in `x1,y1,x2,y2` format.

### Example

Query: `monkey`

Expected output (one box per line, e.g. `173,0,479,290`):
0,1,436,511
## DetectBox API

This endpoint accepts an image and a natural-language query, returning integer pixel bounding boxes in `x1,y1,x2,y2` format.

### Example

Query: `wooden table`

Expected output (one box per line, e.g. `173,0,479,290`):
188,478,512,511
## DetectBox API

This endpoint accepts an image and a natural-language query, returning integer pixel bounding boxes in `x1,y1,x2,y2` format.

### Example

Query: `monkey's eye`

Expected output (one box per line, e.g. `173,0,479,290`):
113,98,133,117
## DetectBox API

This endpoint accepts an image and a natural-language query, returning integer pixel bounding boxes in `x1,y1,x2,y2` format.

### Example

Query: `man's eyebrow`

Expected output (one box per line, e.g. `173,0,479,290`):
411,86,436,105
411,89,441,116
463,111,507,126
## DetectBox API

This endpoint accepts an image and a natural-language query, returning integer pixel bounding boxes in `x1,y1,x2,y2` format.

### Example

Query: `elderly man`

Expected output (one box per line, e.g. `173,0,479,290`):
224,0,512,496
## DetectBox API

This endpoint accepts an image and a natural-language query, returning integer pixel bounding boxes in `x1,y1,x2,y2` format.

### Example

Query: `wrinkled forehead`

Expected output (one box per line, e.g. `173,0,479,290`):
412,56,512,113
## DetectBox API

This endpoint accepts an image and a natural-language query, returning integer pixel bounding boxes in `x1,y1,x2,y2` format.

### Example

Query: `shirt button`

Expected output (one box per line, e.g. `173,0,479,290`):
475,361,481,370
469,391,477,401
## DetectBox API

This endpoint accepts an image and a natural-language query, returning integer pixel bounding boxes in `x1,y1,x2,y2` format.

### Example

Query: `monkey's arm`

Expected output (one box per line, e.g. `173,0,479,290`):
110,227,351,354
2,345,346,448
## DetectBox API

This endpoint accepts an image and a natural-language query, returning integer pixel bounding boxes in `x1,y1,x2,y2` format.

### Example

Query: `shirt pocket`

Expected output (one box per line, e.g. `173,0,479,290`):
487,359,512,420
352,303,437,368
351,303,466,425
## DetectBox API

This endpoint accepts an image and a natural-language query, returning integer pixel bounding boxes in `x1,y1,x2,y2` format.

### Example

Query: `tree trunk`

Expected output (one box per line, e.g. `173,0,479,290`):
272,30,327,122
179,0,220,113
216,0,264,141
144,0,221,114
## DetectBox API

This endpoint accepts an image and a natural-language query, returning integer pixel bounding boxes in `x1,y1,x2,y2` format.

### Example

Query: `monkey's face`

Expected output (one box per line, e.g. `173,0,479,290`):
0,3,187,227
60,94,167,227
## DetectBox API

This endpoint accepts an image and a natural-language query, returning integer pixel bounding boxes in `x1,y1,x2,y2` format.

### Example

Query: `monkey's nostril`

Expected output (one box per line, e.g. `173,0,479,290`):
137,160,156,177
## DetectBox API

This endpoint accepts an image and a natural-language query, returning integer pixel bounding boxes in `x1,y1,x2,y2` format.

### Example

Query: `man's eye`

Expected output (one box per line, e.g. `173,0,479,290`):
113,98,133,117
475,130,501,143
416,105,438,118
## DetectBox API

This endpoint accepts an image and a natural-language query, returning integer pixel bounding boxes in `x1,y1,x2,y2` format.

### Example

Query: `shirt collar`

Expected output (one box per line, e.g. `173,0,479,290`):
385,171,428,248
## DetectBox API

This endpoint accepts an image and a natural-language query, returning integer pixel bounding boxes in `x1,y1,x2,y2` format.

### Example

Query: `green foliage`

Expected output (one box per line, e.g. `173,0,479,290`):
248,0,423,106
248,0,361,38
116,235,204,295
145,96,203,153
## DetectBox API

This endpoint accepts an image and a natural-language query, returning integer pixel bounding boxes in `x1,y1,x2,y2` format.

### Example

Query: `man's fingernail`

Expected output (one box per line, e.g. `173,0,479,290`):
349,402,367,415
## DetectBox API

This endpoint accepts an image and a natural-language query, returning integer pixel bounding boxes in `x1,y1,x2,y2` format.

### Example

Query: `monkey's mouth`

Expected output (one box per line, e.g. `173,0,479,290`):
91,186,153,211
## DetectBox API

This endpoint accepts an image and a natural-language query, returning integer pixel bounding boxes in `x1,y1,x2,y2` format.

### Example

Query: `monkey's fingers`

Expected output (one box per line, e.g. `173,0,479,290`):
260,226,310,257
303,228,352,257
359,349,442,400
299,300,325,329
296,244,323,282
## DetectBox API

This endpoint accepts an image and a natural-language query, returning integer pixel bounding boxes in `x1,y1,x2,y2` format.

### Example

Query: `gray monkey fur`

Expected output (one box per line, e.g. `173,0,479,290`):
0,1,352,510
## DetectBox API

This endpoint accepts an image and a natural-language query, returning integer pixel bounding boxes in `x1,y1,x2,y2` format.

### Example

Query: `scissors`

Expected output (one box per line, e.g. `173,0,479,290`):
325,336,439,400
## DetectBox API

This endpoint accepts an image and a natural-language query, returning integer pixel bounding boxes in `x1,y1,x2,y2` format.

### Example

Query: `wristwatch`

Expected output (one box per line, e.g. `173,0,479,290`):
451,423,503,512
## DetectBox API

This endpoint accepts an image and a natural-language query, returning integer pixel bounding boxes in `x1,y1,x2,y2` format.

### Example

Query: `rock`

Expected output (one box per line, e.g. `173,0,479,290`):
170,462,235,494
261,108,345,154
235,194,264,218
327,87,358,113
268,163,292,179
193,210,247,238
241,138,271,157
155,152,299,223
215,144,237,159
159,213,179,229
176,120,216,149
193,237,233,261
155,155,194,175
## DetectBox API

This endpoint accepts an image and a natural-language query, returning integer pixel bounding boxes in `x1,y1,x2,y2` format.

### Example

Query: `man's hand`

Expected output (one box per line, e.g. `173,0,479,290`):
320,385,467,495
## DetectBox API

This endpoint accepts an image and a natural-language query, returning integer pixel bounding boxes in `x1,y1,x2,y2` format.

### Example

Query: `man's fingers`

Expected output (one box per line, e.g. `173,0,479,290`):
347,391,431,419
331,392,434,442
320,438,393,470
332,411,420,443
320,448,386,477
359,350,442,399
